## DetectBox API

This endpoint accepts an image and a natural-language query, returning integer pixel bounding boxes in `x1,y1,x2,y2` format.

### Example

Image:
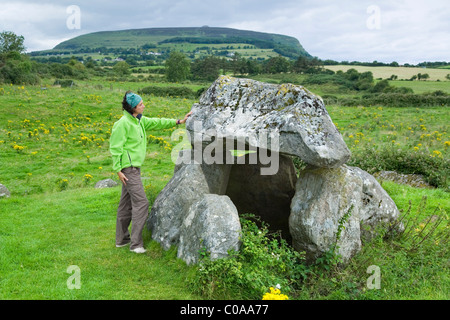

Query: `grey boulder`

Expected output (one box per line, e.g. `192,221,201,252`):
289,165,402,264
0,183,10,198
186,75,351,168
177,194,241,265
147,150,231,250
94,179,118,189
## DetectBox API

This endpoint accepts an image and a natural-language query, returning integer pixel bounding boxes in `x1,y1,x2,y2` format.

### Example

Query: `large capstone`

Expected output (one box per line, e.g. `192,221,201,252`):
186,75,351,168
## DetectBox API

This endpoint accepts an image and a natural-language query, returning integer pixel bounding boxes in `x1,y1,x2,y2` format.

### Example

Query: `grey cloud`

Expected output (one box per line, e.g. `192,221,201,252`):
0,0,448,63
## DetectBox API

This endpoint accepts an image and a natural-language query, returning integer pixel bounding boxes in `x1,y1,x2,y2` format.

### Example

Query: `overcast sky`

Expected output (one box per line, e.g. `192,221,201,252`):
0,0,448,64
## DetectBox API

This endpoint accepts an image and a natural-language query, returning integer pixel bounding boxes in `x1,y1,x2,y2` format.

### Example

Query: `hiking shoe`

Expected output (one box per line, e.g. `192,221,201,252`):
116,240,131,248
130,247,146,254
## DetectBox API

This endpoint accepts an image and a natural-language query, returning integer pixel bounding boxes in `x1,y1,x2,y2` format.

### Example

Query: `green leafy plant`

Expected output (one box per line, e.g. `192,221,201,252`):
313,205,354,274
138,85,197,99
58,178,69,191
191,214,308,299
348,145,449,189
384,196,449,251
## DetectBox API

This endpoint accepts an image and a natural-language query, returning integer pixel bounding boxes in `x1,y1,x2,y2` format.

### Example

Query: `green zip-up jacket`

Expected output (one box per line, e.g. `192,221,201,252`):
110,111,177,172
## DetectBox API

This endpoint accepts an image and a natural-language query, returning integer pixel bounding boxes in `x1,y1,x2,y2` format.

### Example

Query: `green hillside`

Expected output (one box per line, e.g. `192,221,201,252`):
46,26,310,60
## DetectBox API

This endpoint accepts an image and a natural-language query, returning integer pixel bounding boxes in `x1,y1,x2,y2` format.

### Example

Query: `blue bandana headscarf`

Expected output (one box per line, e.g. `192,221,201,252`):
126,92,142,108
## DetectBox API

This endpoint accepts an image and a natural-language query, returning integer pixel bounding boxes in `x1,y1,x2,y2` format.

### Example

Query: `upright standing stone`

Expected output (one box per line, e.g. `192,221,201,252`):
177,194,241,265
289,165,402,264
147,150,231,250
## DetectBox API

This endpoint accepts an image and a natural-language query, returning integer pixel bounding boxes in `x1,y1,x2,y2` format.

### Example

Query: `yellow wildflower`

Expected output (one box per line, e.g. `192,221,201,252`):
262,287,289,300
431,150,442,158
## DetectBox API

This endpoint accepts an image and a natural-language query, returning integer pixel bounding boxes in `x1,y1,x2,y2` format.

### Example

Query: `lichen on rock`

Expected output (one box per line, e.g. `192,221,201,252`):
186,75,351,168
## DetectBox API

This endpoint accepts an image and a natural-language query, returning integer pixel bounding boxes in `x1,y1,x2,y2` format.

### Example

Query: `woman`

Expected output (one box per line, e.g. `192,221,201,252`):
110,91,192,253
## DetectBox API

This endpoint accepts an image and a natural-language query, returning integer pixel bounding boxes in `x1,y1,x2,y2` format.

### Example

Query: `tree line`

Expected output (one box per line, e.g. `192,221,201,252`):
0,31,40,84
0,34,324,84
165,51,323,82
2,31,449,87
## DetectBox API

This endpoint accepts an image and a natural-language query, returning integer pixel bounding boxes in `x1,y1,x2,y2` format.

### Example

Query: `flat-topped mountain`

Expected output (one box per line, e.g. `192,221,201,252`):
50,26,310,59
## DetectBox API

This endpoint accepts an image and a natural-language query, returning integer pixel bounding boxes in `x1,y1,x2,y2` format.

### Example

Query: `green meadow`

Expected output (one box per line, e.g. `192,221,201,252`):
325,65,450,81
0,76,448,300
387,79,450,94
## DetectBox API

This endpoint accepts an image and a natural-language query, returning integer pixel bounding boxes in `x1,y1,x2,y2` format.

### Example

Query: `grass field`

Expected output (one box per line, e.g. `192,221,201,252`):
42,43,281,63
328,104,449,154
0,187,201,299
387,79,450,94
325,65,450,81
248,70,450,96
0,77,448,300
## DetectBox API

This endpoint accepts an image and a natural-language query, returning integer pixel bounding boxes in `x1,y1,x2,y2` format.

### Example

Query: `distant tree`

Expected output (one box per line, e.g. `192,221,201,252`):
0,31,26,54
230,53,248,75
354,71,374,90
0,32,40,84
292,56,322,74
419,73,429,80
371,79,390,92
85,57,96,69
125,56,138,66
292,56,309,73
245,59,262,75
263,56,290,74
344,68,360,81
141,43,157,50
322,59,339,65
67,57,79,66
113,61,130,76
446,74,450,80
191,56,222,81
165,51,190,82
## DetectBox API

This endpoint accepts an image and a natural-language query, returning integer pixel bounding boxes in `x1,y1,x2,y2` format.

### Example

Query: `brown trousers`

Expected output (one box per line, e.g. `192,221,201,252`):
116,167,149,250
